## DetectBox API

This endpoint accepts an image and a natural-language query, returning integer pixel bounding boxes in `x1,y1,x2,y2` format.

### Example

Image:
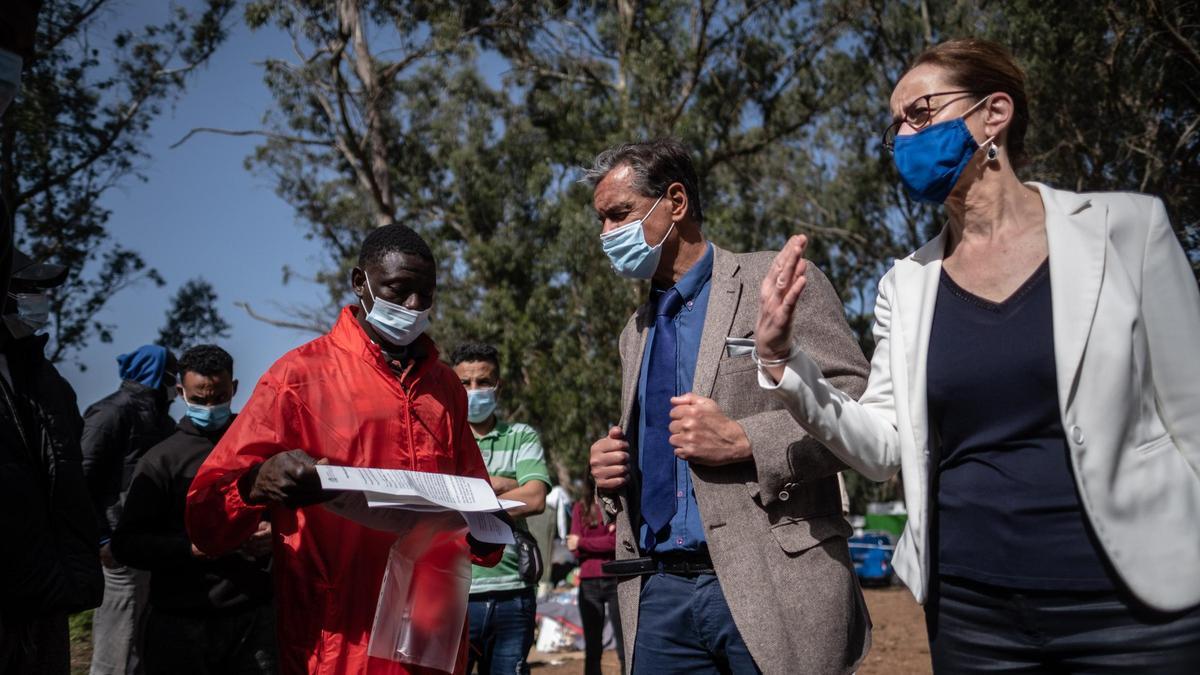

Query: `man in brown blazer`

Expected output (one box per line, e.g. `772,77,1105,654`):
586,138,871,675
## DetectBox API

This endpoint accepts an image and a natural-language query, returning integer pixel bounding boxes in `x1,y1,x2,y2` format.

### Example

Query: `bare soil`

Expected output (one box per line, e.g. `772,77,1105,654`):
530,587,931,674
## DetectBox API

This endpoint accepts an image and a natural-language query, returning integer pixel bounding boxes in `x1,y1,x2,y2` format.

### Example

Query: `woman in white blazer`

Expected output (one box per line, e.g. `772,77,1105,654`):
754,38,1200,672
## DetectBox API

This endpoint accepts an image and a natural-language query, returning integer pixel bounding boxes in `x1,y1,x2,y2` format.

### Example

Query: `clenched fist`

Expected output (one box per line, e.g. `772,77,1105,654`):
590,426,630,491
668,394,752,466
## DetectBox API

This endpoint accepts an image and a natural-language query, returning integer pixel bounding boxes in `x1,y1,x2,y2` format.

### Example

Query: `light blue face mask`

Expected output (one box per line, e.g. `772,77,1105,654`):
0,49,22,118
467,388,498,424
600,194,674,279
184,397,232,430
360,274,431,346
8,291,51,333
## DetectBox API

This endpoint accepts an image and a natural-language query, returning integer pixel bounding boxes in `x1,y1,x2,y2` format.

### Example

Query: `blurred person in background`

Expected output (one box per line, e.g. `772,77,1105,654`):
113,344,276,674
82,343,178,675
451,342,550,675
1,248,104,673
568,474,624,675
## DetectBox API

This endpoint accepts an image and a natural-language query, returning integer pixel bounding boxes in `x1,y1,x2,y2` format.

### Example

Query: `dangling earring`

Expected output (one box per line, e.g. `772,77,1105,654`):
985,140,999,163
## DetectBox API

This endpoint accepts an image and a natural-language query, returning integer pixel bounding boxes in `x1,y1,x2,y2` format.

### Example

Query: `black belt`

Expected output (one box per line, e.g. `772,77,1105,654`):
601,552,715,578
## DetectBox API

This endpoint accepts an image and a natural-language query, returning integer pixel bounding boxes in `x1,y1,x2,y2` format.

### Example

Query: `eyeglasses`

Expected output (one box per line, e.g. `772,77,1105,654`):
882,90,984,152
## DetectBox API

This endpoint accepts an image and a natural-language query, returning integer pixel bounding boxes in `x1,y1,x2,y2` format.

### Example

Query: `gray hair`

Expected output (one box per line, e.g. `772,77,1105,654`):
580,137,704,224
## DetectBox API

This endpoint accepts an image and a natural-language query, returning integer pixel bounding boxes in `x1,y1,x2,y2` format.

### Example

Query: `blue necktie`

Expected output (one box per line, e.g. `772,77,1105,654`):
641,287,684,536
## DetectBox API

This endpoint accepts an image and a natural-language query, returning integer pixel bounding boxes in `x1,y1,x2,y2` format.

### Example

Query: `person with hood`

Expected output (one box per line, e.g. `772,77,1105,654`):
82,344,178,675
186,224,504,675
1,247,104,674
114,344,276,674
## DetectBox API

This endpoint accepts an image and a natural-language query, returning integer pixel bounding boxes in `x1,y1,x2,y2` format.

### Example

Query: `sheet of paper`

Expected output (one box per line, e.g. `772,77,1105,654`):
364,493,526,512
322,492,458,536
461,511,515,545
317,465,521,545
317,465,502,512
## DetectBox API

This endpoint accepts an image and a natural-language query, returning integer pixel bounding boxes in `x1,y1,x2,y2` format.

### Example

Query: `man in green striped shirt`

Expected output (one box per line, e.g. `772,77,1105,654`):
451,343,550,675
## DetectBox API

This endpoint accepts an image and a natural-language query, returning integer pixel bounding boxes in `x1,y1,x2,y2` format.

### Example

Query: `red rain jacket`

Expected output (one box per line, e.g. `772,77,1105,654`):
186,307,500,675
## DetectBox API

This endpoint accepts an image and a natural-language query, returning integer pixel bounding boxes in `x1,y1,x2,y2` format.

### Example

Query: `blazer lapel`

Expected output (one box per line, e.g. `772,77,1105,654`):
693,245,741,397
895,229,947,455
1036,183,1107,413
619,303,652,430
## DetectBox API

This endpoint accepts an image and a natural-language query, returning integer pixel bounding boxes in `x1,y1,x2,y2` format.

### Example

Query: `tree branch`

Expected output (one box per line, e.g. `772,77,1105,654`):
235,301,328,334
169,127,332,149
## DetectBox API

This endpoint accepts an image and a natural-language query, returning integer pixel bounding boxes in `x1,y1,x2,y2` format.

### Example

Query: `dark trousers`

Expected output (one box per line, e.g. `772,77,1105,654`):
579,576,624,675
143,604,277,675
0,612,69,675
631,572,759,675
466,587,536,675
928,575,1200,674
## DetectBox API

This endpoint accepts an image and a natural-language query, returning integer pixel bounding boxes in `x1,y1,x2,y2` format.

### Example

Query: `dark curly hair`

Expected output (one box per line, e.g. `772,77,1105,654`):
358,224,435,270
178,344,234,378
449,342,500,370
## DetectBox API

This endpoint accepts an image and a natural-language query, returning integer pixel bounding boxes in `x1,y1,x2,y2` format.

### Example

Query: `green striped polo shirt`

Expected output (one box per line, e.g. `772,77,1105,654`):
470,420,551,593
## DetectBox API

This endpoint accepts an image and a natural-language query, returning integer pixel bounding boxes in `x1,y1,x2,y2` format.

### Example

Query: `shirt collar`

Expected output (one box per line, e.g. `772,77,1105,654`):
653,242,713,305
476,419,509,441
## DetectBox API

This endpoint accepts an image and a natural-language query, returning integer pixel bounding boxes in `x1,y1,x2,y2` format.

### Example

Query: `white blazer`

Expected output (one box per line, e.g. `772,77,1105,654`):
761,183,1200,612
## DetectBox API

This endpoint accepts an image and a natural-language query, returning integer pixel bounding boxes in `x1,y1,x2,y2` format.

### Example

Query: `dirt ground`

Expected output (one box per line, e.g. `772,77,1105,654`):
530,587,931,674
70,588,929,674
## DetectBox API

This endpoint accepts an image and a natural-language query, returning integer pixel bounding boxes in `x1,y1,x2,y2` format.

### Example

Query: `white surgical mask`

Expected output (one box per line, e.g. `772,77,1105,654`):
0,49,22,118
360,274,431,346
599,195,674,279
8,291,50,333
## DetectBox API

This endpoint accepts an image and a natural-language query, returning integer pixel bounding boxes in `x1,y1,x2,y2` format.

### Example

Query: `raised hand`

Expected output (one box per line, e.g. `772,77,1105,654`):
756,235,810,369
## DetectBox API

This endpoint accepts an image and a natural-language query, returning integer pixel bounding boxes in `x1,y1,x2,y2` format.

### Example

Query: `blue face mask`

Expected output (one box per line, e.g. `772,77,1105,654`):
360,274,431,347
0,49,21,118
892,96,991,203
467,388,498,424
184,397,232,430
600,195,674,279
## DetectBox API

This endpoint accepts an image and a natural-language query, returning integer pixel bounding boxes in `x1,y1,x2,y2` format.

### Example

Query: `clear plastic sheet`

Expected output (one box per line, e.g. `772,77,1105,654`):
367,525,471,672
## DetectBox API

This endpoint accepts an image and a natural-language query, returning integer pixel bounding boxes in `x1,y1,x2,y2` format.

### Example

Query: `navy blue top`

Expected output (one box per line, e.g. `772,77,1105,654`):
636,243,713,553
927,260,1113,591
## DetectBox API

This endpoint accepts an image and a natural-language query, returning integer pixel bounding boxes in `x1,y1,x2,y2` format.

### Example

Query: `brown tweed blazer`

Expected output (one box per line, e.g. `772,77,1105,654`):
606,244,872,674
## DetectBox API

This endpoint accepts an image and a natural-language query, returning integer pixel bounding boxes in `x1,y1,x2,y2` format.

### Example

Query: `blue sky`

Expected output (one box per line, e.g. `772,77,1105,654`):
61,11,329,412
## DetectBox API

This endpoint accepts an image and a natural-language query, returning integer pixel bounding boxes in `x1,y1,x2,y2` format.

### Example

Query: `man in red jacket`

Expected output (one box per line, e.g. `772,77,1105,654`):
186,224,503,675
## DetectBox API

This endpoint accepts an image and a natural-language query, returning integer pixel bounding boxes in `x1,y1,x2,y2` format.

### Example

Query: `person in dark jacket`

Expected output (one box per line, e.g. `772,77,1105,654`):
82,344,178,675
113,344,276,674
1,249,104,674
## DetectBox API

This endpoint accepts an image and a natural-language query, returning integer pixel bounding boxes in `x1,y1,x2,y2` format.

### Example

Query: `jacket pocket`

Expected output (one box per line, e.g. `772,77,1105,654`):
1135,434,1175,456
769,513,851,554
715,355,759,377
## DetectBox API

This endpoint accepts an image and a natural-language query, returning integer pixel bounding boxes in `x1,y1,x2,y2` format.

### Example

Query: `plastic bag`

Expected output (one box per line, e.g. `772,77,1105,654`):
367,525,471,672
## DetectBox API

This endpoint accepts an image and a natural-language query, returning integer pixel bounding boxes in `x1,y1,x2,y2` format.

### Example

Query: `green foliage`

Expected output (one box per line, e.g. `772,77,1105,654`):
1,0,233,367
157,277,232,353
234,0,1199,496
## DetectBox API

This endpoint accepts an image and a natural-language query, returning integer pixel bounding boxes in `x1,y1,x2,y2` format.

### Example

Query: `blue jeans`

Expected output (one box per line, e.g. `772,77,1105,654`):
466,588,536,675
632,572,760,675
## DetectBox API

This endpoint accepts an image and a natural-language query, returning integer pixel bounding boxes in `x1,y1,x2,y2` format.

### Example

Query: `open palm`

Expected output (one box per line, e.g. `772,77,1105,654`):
756,234,810,361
